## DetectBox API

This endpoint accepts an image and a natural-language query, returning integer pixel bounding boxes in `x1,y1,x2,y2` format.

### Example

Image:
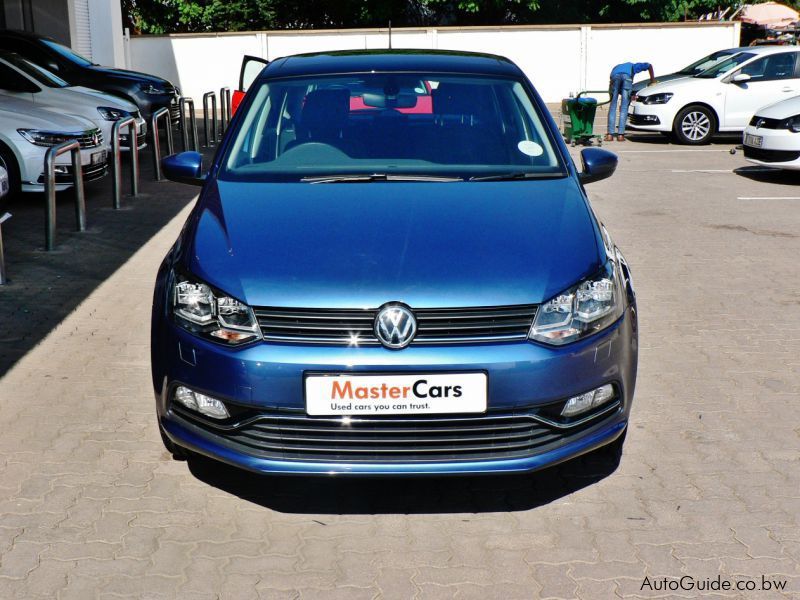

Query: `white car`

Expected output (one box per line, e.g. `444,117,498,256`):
0,50,146,151
629,46,800,144
0,96,108,195
742,94,800,169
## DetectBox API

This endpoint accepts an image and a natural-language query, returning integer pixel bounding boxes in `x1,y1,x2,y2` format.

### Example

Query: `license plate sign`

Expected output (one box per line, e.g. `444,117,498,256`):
744,133,763,148
305,373,487,416
91,150,107,165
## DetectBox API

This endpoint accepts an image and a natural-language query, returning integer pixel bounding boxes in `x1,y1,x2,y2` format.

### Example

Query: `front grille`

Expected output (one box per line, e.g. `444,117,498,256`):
748,115,784,129
77,128,103,149
628,114,661,126
743,145,800,163
173,405,617,463
253,305,537,345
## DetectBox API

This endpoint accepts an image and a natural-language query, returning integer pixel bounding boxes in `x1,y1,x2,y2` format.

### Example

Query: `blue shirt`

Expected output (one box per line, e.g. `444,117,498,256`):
610,62,651,78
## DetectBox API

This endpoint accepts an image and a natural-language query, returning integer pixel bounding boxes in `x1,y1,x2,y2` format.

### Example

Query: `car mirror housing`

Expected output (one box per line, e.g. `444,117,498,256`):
579,148,618,185
162,152,206,186
731,72,751,84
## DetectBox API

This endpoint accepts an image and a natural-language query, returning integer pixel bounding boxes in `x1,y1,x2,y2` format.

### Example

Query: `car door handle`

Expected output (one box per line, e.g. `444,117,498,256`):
782,87,795,92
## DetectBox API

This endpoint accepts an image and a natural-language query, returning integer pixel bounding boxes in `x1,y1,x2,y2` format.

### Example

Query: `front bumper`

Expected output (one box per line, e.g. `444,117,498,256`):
627,101,674,132
153,305,638,475
743,125,800,168
20,146,108,193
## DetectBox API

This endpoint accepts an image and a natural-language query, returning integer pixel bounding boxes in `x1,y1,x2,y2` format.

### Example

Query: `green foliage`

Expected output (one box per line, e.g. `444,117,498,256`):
122,0,758,34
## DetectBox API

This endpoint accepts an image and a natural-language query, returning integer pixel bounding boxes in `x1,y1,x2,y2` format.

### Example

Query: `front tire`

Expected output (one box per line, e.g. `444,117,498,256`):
673,105,716,145
0,145,21,200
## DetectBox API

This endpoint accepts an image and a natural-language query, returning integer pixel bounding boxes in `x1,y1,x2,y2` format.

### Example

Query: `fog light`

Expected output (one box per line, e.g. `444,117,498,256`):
174,385,230,419
561,384,615,417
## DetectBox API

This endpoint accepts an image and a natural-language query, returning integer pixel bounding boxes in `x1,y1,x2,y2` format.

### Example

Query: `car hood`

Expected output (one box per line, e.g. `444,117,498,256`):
753,94,800,119
636,75,717,97
85,64,173,88
68,86,139,111
632,72,688,92
183,178,604,309
0,96,97,129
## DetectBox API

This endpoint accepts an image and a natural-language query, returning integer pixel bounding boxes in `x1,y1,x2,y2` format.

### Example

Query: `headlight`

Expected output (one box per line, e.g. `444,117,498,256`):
786,115,800,133
141,83,167,95
17,129,82,147
642,93,673,105
529,261,624,345
97,106,130,121
171,273,261,345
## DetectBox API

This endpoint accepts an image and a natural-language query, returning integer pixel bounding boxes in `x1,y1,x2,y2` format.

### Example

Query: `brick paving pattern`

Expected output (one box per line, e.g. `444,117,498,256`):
0,131,799,598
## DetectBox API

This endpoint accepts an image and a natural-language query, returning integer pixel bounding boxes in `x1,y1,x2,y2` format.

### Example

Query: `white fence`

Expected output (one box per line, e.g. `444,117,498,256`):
127,22,740,103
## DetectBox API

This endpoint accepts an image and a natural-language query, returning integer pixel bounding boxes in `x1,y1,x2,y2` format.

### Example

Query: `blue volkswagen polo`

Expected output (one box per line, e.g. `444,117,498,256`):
151,50,637,475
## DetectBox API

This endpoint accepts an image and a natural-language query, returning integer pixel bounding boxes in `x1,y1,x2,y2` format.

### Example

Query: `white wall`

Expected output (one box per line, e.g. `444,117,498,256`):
128,23,740,103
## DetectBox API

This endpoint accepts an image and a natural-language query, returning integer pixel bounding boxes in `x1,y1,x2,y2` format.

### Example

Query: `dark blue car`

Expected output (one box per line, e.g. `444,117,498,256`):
152,50,637,475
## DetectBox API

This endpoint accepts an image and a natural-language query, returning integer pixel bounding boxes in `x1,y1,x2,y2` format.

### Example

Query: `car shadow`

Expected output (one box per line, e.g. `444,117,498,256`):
734,165,800,185
186,449,623,514
0,138,209,377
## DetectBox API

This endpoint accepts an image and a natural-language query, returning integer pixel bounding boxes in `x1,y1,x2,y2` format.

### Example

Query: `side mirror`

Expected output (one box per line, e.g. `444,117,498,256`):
731,72,751,84
162,151,206,186
579,148,618,185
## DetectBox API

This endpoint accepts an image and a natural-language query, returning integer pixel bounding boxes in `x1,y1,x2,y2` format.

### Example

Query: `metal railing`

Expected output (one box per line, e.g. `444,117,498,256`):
219,87,232,137
111,117,139,209
0,212,11,284
178,96,198,152
44,140,86,251
203,91,217,148
151,107,173,181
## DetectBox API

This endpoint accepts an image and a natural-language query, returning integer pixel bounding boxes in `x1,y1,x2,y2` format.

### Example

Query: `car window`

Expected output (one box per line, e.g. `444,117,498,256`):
221,73,563,182
0,63,39,92
678,50,736,75
695,52,755,78
0,38,54,69
1,54,68,88
40,40,92,67
740,52,798,81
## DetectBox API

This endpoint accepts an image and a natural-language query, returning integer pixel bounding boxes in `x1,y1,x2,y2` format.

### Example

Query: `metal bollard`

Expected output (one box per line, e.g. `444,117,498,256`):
0,212,11,284
43,139,86,251
202,91,217,148
219,87,231,137
178,96,199,152
150,107,173,181
111,116,139,209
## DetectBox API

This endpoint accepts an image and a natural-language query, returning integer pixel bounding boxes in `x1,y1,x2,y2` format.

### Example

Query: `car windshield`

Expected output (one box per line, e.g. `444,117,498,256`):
3,53,68,87
41,40,93,67
694,52,755,78
678,50,737,75
220,73,565,182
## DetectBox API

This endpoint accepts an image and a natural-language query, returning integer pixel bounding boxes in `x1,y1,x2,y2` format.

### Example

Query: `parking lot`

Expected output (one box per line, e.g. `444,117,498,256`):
0,120,799,599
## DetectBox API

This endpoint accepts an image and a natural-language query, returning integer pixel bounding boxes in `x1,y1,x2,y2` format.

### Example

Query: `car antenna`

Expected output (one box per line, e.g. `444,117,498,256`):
388,20,392,49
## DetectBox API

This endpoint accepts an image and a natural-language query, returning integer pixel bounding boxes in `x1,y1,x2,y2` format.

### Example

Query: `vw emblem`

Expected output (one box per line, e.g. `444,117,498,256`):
756,119,765,129
374,304,417,349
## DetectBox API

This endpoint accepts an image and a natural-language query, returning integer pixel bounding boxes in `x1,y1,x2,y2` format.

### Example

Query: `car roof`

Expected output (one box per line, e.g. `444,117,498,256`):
737,45,800,56
261,49,524,80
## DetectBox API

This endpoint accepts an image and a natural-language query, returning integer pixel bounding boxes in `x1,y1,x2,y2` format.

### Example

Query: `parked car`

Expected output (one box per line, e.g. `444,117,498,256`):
629,46,800,144
631,47,748,93
0,51,146,150
742,95,800,169
152,50,637,476
0,96,108,196
0,30,180,125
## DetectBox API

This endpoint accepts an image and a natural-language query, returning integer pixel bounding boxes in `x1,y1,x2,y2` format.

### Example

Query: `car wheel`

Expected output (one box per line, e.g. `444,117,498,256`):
673,105,716,145
0,145,21,200
158,421,191,461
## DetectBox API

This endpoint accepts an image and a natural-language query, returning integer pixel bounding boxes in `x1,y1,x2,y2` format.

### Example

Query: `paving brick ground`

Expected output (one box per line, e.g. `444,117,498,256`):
1,123,799,599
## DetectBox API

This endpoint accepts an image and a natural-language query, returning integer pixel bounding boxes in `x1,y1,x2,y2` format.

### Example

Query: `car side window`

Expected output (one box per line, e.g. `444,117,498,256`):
0,63,39,92
740,53,799,82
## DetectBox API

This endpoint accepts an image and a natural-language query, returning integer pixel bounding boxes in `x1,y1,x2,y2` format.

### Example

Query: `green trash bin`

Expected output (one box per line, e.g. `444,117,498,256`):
562,96,599,146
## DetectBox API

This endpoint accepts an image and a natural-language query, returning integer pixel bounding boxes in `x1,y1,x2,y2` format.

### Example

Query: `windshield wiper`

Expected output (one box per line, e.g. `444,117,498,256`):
469,172,564,182
302,173,463,183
